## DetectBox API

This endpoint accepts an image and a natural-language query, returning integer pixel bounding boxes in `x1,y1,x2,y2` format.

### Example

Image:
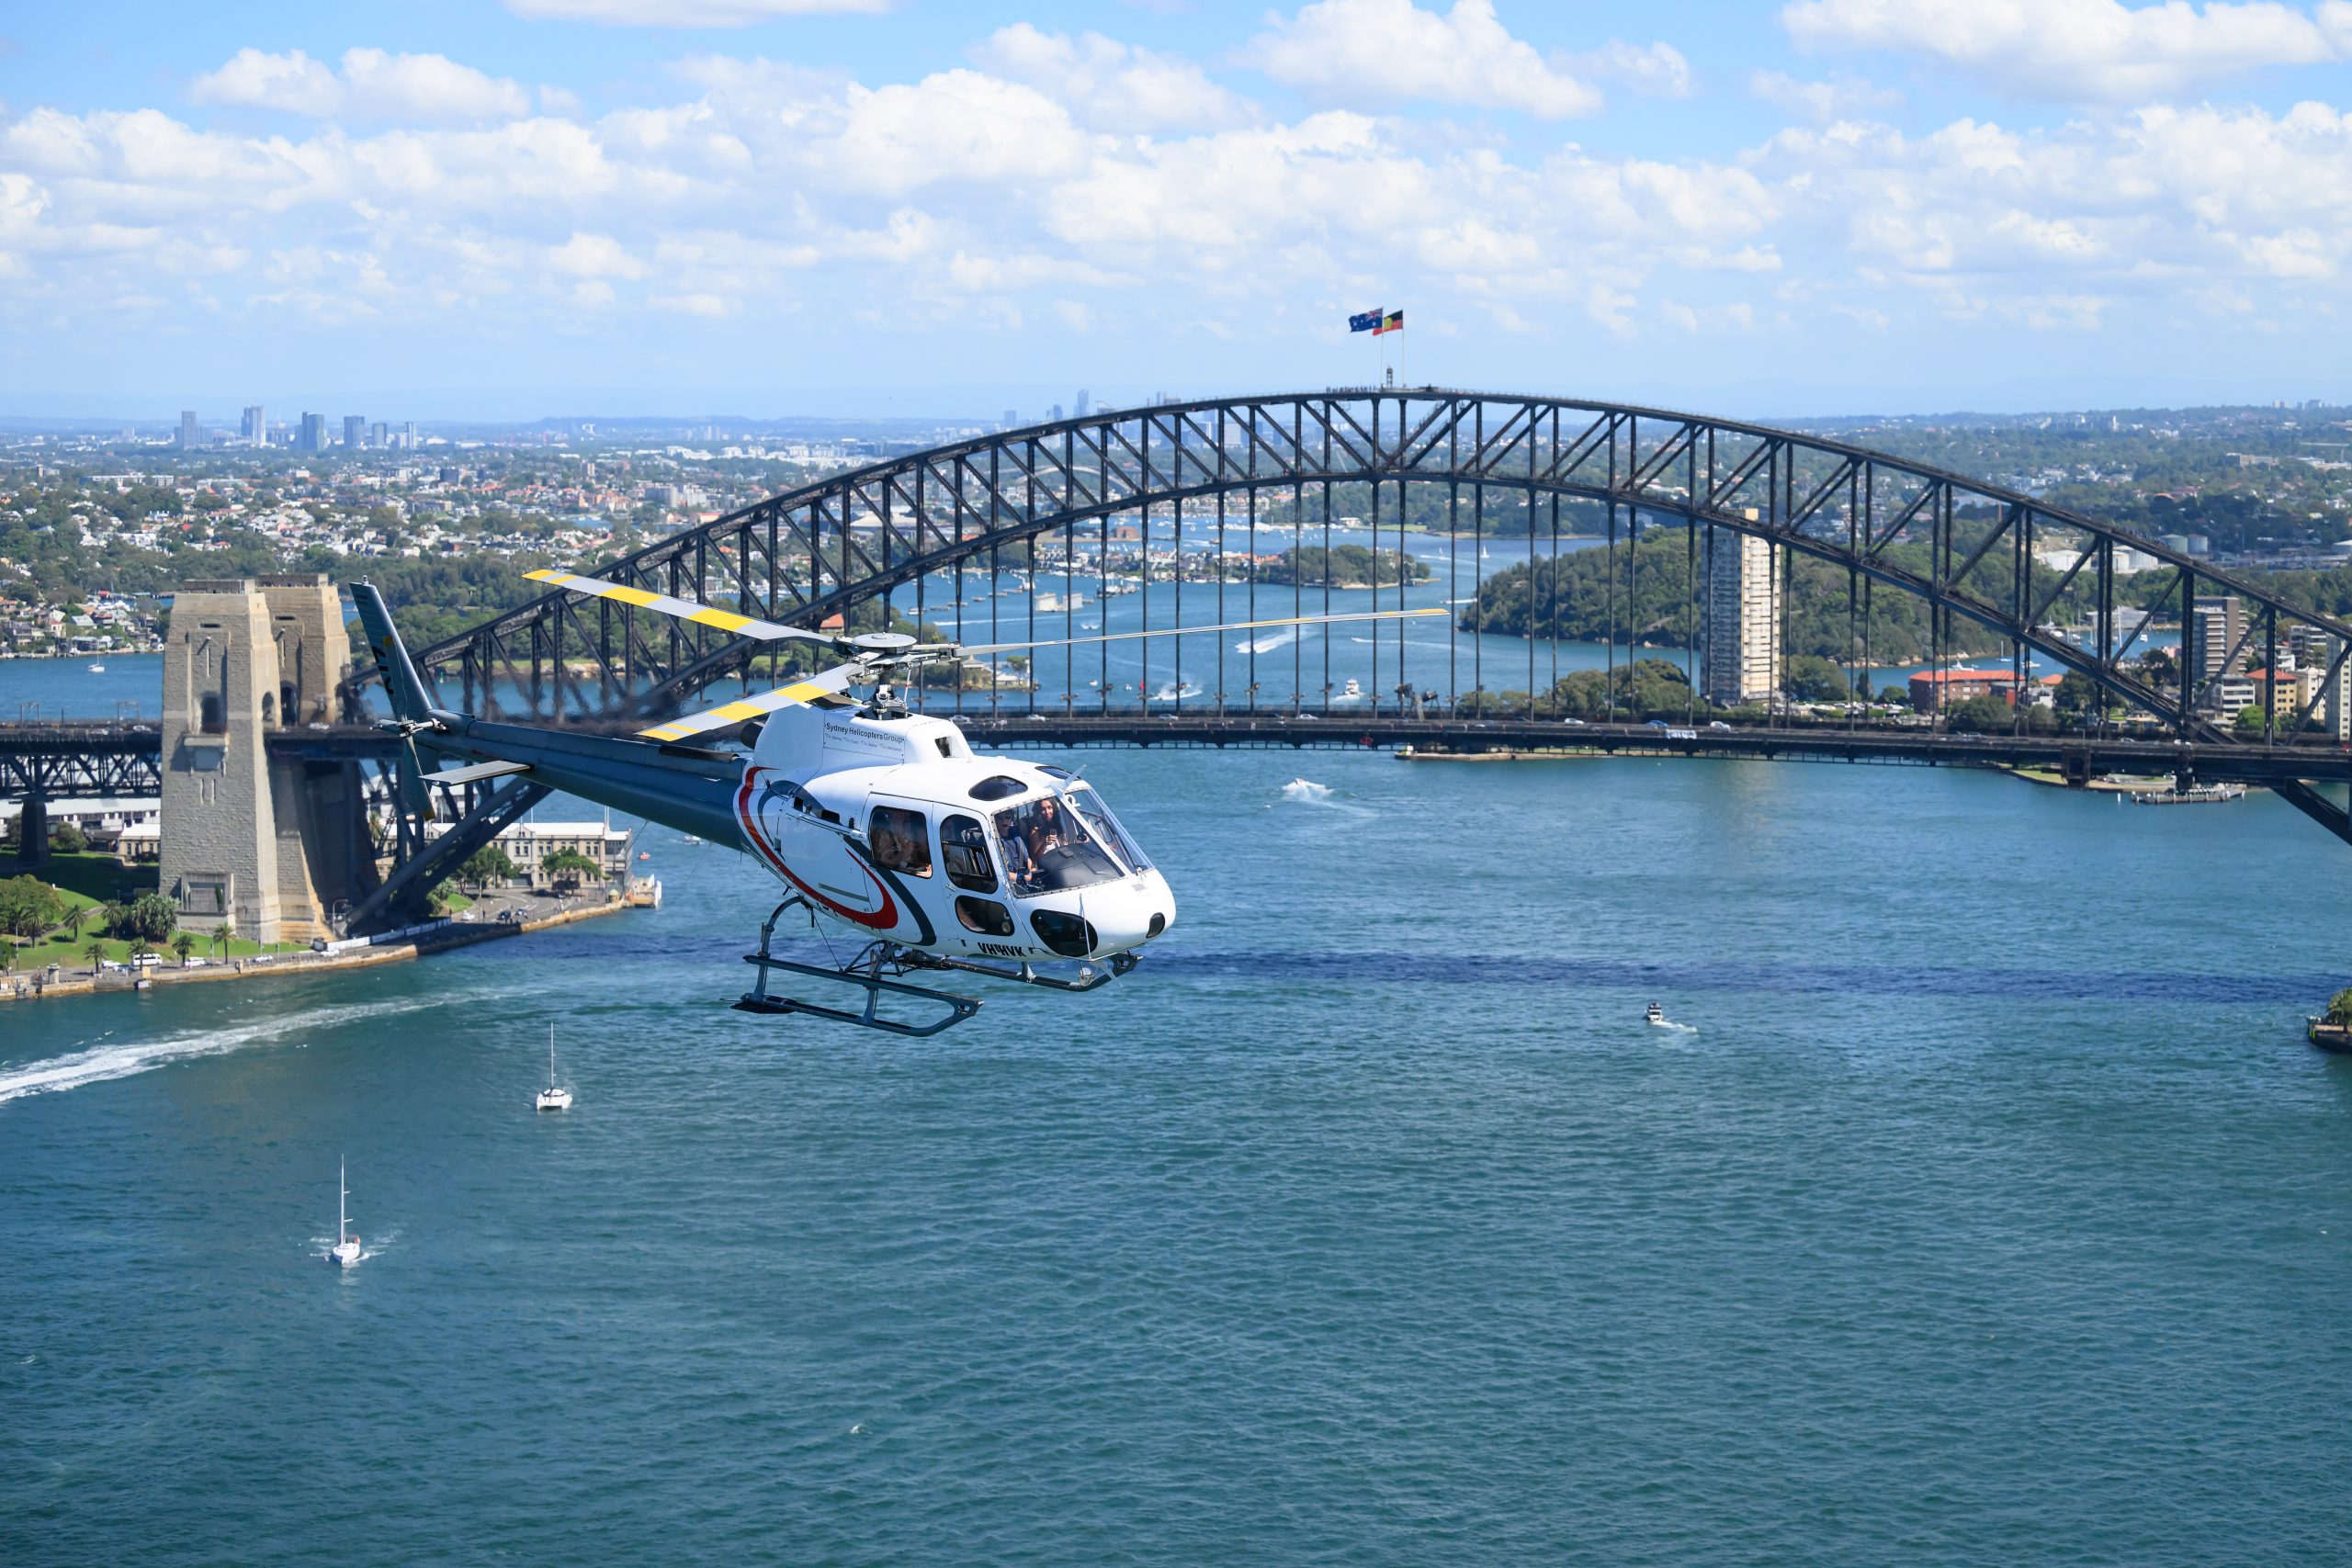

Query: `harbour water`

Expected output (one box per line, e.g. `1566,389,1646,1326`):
5,733,2352,1562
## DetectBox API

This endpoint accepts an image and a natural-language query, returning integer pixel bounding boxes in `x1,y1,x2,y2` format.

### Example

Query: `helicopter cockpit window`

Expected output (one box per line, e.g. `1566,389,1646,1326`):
994,796,1122,897
867,805,932,878
940,814,996,893
969,775,1025,802
1066,786,1150,874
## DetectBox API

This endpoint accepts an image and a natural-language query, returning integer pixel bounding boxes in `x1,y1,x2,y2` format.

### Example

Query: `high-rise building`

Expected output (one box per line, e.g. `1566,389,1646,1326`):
242,405,266,444
1048,403,1064,423
1002,409,1018,427
402,421,419,449
369,422,387,448
2324,637,2352,739
299,412,326,452
1075,389,1091,417
178,411,199,449
1703,526,1781,707
2189,595,2246,709
343,415,366,449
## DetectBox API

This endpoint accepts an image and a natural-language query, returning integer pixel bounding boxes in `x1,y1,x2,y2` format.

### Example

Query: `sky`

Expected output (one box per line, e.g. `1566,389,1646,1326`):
5,0,2352,422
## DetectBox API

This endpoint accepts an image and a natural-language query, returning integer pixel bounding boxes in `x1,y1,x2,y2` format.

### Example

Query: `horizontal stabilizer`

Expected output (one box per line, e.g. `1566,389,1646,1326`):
421,759,534,786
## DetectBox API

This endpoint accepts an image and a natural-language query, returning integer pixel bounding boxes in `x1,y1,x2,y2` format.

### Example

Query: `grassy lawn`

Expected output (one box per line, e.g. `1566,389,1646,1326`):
0,854,314,975
21,851,158,907
8,929,312,975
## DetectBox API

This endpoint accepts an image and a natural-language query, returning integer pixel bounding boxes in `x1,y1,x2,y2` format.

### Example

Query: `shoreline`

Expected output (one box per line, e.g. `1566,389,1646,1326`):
0,893,647,1005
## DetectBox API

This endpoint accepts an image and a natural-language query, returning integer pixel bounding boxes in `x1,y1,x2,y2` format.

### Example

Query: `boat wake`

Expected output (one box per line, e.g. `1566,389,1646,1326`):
1238,626,1312,654
0,997,452,1106
1281,778,1335,801
1648,1020,1699,1034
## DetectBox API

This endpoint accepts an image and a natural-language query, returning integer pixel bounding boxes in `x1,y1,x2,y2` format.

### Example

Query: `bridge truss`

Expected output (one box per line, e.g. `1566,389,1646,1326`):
408,389,2352,843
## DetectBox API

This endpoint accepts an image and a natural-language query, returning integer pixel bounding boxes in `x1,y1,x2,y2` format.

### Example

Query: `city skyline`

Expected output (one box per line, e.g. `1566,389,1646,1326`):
6,1,2352,418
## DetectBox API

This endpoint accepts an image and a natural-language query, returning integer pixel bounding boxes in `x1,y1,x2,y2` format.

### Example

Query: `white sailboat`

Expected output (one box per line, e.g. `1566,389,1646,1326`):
328,1157,362,1268
536,1022,572,1111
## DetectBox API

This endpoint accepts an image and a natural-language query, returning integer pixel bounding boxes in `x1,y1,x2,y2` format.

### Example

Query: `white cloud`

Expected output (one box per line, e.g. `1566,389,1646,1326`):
505,0,886,23
973,24,1255,131
827,71,1088,196
1749,70,1905,123
548,231,648,278
1577,40,1693,98
12,20,2352,355
650,290,735,316
1247,0,1608,119
1782,0,2352,101
191,48,534,122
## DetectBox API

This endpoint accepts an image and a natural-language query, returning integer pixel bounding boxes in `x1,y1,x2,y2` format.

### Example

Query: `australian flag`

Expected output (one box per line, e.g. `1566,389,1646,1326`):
1348,309,1383,333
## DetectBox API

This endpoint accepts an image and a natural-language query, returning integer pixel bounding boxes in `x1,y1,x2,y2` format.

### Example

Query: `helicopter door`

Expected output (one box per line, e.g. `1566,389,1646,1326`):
861,796,941,944
743,771,916,937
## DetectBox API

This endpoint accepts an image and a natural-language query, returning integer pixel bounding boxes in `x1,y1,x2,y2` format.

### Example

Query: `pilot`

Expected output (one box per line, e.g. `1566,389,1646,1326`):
998,818,1035,888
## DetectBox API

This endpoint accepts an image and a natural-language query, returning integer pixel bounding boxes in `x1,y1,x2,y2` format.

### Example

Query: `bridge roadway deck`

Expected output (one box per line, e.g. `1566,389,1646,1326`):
0,723,401,799
947,713,2352,787
5,717,2349,794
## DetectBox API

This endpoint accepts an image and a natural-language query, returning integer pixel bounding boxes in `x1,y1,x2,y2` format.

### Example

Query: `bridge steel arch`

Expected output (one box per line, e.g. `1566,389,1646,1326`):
412,389,2352,840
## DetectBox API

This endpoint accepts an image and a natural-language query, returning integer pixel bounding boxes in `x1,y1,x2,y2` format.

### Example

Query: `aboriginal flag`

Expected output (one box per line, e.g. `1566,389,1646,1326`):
1348,309,1384,333
1374,310,1404,334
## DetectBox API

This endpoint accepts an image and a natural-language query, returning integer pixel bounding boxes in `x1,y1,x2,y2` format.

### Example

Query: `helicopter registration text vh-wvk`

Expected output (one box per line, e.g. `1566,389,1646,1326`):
354,570,1441,1036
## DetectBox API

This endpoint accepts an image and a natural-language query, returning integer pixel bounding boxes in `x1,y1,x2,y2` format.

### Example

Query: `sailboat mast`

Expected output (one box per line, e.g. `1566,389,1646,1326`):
338,1156,346,1242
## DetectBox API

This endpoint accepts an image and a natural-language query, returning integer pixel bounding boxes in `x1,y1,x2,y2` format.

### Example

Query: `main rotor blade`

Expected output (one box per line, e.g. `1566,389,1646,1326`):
526,568,836,646
955,605,1448,657
636,661,864,744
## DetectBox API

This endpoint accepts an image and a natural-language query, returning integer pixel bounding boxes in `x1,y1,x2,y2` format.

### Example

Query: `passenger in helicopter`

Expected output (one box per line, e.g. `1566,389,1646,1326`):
1023,798,1065,863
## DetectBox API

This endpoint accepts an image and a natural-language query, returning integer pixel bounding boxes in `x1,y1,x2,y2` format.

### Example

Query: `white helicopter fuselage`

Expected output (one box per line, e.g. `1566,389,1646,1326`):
733,702,1174,966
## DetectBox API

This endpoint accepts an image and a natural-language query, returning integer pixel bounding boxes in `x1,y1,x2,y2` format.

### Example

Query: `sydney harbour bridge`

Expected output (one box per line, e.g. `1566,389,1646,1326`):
12,389,2352,931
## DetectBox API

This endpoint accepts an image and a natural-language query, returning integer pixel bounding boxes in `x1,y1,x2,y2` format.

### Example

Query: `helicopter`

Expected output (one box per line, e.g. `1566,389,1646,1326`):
352,571,1441,1035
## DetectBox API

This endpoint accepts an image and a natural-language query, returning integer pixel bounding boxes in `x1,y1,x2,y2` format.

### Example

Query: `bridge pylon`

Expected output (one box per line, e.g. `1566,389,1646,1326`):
158,575,370,943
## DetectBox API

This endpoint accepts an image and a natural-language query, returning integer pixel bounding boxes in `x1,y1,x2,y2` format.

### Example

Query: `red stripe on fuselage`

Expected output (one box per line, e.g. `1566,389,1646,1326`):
734,769,900,931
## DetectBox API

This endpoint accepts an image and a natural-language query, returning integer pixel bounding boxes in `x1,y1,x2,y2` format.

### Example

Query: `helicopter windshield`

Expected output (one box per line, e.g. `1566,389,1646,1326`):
994,795,1124,897
1065,786,1150,874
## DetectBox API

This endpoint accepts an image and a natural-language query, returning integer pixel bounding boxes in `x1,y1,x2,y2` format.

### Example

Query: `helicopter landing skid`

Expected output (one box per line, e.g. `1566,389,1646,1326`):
733,897,981,1036
915,951,1139,993
734,950,981,1036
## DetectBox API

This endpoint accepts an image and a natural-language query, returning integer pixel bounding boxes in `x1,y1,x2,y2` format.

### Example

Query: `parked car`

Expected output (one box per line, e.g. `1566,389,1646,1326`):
1644,718,1668,728
1708,720,1732,731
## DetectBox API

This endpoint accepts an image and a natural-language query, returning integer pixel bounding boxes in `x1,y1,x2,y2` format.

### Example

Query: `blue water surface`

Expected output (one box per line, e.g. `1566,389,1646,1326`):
3,739,2350,1565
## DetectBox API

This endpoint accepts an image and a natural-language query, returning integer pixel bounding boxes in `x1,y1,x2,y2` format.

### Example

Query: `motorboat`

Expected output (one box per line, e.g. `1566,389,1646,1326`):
328,1158,362,1268
1645,1001,1666,1026
680,833,704,845
536,1022,573,1111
